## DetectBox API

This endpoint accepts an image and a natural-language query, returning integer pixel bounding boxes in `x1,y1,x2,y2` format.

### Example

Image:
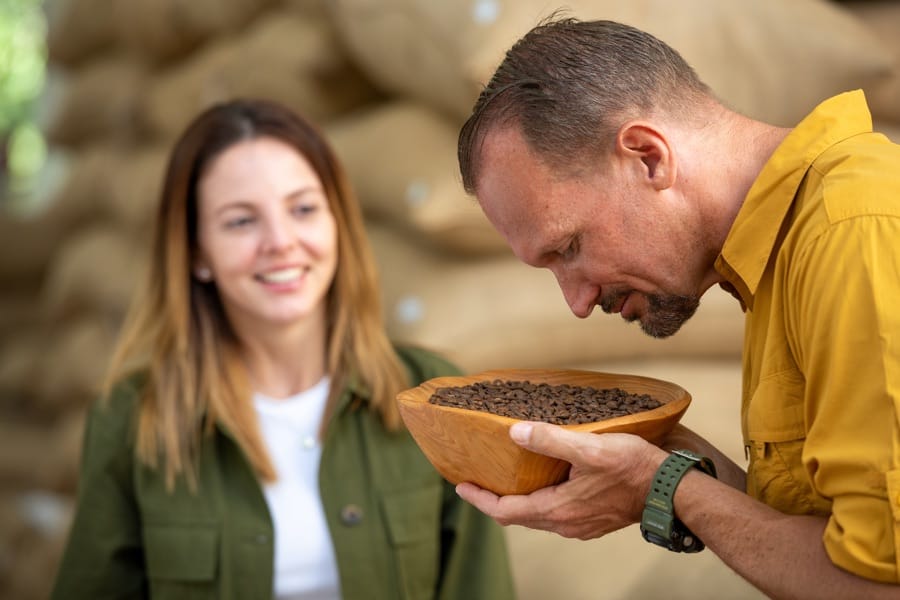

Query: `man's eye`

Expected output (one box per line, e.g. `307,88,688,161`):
561,238,578,260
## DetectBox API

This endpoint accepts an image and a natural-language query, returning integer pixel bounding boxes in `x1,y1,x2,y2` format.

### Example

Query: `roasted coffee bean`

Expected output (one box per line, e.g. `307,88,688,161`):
428,379,662,425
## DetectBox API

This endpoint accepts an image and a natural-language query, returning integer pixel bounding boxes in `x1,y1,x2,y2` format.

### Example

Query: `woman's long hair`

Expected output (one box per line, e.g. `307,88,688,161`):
104,99,408,488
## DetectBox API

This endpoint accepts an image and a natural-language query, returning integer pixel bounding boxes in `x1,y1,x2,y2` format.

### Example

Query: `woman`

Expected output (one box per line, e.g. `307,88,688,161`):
51,99,515,599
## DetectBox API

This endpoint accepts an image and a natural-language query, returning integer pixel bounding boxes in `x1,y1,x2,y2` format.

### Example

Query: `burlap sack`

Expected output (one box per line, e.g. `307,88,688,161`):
110,0,279,64
38,55,146,147
326,101,507,255
102,143,168,234
40,224,148,322
0,147,116,288
368,223,744,373
45,0,116,66
0,414,84,493
30,316,118,415
0,330,44,405
0,294,42,350
875,120,900,144
0,500,71,600
140,10,380,143
283,0,330,19
331,0,893,126
841,0,900,123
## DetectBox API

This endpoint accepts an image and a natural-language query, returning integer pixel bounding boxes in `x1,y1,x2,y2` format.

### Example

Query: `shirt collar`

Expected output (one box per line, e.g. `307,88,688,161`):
715,90,873,310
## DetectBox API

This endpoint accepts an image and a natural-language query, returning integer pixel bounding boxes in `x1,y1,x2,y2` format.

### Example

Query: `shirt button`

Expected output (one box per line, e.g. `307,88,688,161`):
340,504,364,526
302,436,316,450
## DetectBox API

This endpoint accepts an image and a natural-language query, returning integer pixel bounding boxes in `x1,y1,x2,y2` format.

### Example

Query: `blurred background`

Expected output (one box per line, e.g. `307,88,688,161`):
1,0,898,598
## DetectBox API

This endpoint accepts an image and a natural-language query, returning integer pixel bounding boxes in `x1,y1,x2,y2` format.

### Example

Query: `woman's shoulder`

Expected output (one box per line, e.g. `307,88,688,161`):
86,372,148,438
393,344,463,384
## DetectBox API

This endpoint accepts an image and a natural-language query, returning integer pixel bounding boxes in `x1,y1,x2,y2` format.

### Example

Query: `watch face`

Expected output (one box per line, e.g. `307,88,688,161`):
640,527,669,547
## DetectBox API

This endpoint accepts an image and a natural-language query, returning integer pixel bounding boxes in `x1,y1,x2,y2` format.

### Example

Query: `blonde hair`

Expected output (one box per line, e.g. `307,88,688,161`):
104,99,408,489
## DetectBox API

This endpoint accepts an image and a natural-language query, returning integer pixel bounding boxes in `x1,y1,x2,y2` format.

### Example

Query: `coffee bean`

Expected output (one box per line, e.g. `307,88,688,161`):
428,380,662,425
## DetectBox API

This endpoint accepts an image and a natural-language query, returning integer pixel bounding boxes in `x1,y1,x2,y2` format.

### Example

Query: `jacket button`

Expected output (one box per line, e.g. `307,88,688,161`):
340,504,363,526
254,533,269,544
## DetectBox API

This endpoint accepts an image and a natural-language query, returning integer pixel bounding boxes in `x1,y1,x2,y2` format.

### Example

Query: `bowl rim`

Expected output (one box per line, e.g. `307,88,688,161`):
396,367,691,432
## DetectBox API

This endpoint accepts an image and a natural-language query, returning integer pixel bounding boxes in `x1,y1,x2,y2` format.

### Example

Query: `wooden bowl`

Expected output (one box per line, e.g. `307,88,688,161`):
397,368,691,496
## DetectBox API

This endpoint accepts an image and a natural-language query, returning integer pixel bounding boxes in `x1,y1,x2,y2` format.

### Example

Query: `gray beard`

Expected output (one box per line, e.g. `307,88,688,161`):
629,293,701,339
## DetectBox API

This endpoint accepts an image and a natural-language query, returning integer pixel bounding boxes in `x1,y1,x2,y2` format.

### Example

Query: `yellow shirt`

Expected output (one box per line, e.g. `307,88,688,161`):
715,90,900,583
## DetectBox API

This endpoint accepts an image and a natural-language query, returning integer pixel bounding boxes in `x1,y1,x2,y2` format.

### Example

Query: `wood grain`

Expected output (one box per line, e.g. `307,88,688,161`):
397,368,691,495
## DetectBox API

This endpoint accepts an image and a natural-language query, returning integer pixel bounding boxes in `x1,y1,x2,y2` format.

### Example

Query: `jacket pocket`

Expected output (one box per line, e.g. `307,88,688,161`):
144,523,218,598
381,484,442,600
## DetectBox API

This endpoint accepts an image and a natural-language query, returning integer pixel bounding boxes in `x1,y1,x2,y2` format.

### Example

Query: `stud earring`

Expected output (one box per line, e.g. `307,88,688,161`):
195,266,212,281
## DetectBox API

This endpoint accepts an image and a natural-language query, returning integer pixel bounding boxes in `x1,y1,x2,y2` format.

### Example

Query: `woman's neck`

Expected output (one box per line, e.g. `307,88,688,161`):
235,317,329,400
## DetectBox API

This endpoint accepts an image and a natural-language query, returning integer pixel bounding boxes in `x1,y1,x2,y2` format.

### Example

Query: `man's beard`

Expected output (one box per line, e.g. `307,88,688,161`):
629,293,700,338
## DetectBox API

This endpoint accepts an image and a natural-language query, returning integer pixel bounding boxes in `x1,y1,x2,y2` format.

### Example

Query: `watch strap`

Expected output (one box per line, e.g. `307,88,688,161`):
640,449,716,553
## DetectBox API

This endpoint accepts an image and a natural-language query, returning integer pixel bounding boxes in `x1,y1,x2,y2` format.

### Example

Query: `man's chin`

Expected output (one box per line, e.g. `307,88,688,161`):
639,318,685,339
630,309,697,338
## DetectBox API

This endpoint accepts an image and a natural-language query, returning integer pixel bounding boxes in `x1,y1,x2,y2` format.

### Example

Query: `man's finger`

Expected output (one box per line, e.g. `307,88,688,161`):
455,482,503,517
509,421,599,463
456,482,557,528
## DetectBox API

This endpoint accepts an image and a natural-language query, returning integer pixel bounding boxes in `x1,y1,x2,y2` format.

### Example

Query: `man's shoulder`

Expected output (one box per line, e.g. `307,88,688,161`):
814,129,900,180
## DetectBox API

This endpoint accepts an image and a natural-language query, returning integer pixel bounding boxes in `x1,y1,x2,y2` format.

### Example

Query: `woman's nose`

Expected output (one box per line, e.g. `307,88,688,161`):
261,216,295,252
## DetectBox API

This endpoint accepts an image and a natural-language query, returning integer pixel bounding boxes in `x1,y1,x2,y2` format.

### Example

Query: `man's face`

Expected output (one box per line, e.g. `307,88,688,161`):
474,126,703,338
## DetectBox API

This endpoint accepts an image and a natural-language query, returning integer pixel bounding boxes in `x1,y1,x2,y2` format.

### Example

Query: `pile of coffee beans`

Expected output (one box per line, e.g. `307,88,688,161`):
429,379,663,425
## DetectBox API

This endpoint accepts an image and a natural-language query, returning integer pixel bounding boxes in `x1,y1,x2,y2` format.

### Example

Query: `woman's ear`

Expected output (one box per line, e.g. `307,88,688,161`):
193,262,213,282
616,121,676,191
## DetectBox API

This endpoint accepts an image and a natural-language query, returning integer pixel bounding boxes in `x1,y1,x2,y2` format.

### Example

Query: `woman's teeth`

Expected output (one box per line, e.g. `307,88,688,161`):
258,267,302,283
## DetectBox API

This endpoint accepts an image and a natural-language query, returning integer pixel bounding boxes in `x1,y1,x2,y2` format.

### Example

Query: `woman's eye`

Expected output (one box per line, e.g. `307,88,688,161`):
224,215,255,229
291,203,317,217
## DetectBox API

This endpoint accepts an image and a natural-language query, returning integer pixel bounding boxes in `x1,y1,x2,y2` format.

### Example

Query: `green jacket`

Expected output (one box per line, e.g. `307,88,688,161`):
51,346,515,600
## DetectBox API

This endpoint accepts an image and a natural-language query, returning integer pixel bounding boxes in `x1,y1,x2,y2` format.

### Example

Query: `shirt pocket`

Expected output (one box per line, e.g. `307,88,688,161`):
381,484,443,600
144,522,219,599
745,371,826,516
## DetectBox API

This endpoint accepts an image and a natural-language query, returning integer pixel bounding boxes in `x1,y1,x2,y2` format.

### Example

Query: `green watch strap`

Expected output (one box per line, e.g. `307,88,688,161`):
640,449,717,553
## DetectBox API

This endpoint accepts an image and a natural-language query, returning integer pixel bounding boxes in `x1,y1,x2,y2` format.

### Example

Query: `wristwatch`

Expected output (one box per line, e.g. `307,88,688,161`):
640,449,717,553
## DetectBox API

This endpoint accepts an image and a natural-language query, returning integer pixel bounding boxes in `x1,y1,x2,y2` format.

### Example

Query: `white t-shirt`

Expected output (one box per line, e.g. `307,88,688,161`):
254,377,341,600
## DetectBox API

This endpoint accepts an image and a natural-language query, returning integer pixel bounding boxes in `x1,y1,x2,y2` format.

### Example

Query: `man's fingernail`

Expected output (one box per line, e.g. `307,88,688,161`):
510,422,533,444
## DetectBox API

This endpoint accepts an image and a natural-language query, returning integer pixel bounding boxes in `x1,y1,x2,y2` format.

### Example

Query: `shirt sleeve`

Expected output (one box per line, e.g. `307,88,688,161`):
50,386,148,598
789,213,900,583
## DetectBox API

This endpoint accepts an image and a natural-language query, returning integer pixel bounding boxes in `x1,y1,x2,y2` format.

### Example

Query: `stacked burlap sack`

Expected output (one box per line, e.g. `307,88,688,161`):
1,1,898,598
0,1,376,598
324,0,900,370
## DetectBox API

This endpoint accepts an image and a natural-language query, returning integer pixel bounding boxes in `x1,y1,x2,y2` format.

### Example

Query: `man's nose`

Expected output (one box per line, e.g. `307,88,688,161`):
554,271,596,319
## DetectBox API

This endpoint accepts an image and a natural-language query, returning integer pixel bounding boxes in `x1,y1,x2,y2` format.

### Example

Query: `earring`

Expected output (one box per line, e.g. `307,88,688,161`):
195,266,212,282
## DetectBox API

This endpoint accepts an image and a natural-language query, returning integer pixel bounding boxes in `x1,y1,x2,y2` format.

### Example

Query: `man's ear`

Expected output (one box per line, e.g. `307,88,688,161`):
616,121,676,191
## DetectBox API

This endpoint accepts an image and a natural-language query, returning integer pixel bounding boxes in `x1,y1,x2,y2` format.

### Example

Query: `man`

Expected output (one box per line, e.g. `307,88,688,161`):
456,17,900,598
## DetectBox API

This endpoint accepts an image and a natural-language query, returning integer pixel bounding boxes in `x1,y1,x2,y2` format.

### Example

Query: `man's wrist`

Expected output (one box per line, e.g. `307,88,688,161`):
639,449,717,553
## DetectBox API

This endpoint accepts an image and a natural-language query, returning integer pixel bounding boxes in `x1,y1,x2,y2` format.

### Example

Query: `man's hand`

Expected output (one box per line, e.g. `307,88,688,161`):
456,421,667,539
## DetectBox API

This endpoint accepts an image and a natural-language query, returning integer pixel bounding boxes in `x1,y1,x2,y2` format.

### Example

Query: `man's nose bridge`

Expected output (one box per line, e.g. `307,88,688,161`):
553,267,580,310
553,267,592,317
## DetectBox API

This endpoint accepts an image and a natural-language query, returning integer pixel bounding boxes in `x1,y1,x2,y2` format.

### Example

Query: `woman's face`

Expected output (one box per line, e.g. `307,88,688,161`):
194,136,338,334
